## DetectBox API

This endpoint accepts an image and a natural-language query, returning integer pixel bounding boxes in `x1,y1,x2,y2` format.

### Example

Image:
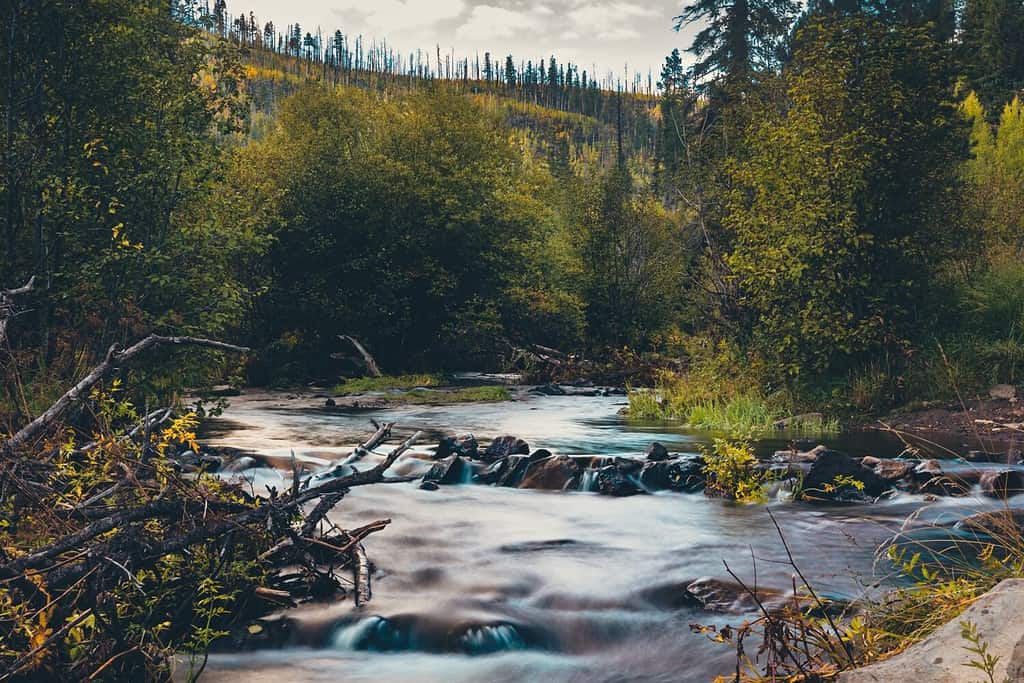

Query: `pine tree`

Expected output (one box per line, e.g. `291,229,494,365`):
959,0,1024,111
675,0,799,86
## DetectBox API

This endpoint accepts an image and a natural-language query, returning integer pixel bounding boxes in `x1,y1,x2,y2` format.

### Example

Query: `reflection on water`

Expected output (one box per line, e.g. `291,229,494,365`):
197,392,1023,683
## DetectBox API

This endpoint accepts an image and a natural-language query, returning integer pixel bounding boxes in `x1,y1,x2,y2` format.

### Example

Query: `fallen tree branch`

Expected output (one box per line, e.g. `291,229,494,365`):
339,334,382,377
4,335,249,453
353,543,372,607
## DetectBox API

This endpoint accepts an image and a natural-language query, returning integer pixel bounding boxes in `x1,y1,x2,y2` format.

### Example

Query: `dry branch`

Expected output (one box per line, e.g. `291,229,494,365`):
339,334,383,377
3,334,249,453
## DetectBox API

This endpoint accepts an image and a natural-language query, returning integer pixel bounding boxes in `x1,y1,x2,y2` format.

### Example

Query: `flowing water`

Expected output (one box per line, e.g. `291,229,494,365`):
196,391,1024,683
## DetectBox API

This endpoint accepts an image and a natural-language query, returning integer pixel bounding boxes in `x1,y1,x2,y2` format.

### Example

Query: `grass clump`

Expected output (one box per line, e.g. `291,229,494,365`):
390,385,511,404
334,374,444,394
628,371,839,435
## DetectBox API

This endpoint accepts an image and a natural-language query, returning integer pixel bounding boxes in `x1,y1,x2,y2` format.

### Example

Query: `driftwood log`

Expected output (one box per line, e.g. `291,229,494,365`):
339,334,383,377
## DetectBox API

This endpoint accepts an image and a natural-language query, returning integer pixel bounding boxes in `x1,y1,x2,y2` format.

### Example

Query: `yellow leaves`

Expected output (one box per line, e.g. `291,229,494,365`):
158,413,201,457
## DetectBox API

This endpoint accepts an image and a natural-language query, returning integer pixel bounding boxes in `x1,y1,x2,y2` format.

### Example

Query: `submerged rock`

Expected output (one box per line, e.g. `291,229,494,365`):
909,459,972,496
593,464,643,496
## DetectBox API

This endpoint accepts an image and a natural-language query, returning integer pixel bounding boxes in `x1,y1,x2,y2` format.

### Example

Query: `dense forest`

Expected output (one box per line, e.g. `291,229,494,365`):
3,0,1024,680
4,0,1023,421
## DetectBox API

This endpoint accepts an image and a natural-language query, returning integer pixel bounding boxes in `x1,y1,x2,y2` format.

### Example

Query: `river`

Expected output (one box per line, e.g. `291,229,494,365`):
195,390,1023,682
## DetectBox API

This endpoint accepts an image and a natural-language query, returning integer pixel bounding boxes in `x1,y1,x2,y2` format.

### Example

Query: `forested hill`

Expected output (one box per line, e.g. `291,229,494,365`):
241,46,660,172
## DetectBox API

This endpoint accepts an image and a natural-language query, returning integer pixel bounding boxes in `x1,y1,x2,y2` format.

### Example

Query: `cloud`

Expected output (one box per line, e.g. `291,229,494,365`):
570,2,657,33
330,0,467,33
455,5,541,41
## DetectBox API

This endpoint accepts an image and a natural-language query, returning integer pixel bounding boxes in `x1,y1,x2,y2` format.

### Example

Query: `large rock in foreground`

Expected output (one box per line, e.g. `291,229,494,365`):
839,578,1024,683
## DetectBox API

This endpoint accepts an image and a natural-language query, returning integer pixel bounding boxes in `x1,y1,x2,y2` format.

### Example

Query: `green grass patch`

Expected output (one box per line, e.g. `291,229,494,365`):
390,385,511,404
627,373,840,435
334,374,444,394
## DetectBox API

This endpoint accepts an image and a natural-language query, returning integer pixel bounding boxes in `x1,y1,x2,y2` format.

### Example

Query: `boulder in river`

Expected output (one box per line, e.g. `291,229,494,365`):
798,449,888,501
483,435,530,462
518,455,579,490
639,456,705,492
910,459,971,496
592,464,643,496
860,456,916,483
422,455,469,486
645,442,670,461
530,384,566,396
435,433,479,459
980,469,1024,499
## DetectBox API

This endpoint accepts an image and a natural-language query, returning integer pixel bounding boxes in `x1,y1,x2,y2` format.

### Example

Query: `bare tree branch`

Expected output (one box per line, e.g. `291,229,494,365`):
4,334,249,453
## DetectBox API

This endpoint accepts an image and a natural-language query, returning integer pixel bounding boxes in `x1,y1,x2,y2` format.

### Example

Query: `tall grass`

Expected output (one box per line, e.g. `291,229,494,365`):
334,374,444,394
627,372,839,435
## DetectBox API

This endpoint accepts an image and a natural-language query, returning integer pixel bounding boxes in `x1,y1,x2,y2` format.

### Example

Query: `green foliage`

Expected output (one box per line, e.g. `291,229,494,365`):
334,374,444,394
702,439,769,502
577,166,688,349
960,620,1009,683
724,16,965,380
0,388,273,680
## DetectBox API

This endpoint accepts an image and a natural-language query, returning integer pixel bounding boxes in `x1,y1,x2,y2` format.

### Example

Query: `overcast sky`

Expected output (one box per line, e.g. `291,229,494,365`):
232,0,697,80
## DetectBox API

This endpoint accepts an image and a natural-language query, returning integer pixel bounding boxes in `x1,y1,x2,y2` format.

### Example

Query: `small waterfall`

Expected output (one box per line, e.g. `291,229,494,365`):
332,616,409,651
578,468,598,492
456,623,526,655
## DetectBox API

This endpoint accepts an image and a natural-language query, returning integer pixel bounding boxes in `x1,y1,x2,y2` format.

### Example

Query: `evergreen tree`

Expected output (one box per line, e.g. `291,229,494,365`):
959,0,1024,111
675,0,799,86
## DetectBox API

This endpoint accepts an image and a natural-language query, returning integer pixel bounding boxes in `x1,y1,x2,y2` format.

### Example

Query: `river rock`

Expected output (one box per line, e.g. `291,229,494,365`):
483,435,530,462
989,384,1018,401
639,456,705,492
593,464,643,496
435,433,479,459
839,578,1024,683
422,455,468,485
645,442,670,461
980,469,1024,499
860,456,916,483
530,383,566,396
528,448,553,462
910,459,971,496
518,455,579,490
798,449,888,501
773,444,829,463
684,577,785,614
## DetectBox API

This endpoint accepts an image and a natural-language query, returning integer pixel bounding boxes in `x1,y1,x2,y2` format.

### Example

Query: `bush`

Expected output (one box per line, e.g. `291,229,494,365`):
702,439,770,503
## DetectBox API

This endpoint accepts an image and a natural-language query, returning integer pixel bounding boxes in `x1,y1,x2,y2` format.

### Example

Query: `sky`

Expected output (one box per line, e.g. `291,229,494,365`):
231,0,698,80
